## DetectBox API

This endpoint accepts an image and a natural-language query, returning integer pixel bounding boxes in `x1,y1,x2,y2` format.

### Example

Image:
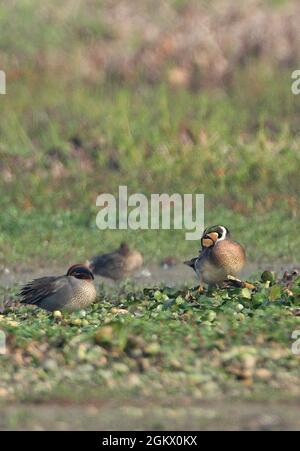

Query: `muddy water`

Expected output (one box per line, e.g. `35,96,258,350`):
0,262,299,289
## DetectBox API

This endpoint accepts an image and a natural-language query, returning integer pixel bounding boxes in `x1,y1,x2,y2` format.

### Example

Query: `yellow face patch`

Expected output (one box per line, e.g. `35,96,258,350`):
201,237,214,248
201,232,219,248
206,232,219,243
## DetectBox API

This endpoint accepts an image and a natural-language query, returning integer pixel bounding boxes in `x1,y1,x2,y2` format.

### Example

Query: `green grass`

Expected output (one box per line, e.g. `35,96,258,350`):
1,69,300,265
1,0,300,421
1,273,300,403
0,207,299,267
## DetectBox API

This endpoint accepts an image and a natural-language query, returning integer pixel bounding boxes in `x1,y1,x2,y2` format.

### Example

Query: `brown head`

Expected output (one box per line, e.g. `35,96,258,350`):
118,242,130,256
67,264,94,281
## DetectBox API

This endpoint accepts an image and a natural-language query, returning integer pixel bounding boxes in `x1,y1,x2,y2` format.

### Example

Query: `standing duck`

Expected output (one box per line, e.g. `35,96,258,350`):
19,264,97,312
184,225,246,288
88,242,143,281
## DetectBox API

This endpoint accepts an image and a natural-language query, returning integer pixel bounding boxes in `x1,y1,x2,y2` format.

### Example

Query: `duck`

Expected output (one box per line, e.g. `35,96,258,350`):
184,225,246,288
88,242,143,281
19,264,97,312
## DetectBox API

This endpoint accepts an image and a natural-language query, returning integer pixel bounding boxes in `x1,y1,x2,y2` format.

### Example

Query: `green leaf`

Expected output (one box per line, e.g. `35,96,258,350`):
268,285,282,301
241,288,252,299
261,271,276,285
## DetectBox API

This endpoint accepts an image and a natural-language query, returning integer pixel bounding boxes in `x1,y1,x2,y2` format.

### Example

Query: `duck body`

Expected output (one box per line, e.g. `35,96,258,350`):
89,243,143,281
19,265,97,312
185,225,246,286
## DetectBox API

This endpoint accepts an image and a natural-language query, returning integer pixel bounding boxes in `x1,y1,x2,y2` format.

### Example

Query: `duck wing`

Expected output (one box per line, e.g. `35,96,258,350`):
19,276,66,305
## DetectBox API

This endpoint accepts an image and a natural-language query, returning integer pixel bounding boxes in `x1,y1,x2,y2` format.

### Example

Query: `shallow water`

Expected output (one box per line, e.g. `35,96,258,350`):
0,262,299,290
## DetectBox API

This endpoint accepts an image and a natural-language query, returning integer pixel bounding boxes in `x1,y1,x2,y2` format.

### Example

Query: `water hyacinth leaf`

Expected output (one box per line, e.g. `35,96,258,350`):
154,290,163,301
206,310,217,322
241,288,252,300
261,271,277,285
269,285,282,301
175,296,185,305
252,292,267,306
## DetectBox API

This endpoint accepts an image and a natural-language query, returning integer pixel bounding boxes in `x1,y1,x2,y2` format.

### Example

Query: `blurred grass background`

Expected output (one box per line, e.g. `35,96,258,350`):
0,0,300,266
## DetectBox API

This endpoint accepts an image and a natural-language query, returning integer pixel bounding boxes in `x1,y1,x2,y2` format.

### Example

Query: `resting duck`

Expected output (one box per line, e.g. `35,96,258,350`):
88,242,143,281
19,264,97,312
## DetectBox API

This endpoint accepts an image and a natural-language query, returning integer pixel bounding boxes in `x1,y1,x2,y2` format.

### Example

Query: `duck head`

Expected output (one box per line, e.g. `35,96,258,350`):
67,264,94,280
201,225,230,249
119,242,130,256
